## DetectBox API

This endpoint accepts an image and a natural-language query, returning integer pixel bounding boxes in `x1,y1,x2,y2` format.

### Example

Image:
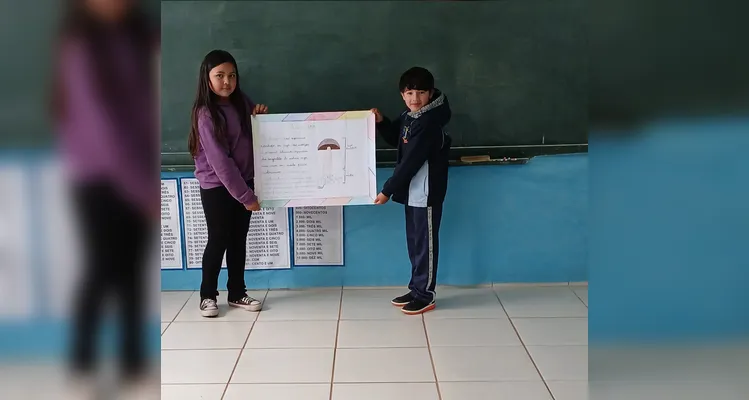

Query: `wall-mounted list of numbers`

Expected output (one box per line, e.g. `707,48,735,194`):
246,207,291,269
180,178,216,268
180,178,291,270
160,180,183,269
293,206,344,266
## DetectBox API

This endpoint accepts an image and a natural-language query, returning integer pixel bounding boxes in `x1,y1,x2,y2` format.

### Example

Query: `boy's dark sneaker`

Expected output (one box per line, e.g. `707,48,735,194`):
391,292,415,307
402,298,436,315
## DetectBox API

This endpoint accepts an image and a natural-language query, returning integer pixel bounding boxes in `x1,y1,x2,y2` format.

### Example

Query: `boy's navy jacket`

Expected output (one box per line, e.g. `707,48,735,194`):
376,89,452,207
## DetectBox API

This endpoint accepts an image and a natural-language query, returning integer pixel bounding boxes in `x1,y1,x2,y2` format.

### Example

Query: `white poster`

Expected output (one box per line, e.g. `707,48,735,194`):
37,161,82,319
0,163,33,318
160,179,183,269
39,161,162,319
293,206,344,266
180,178,291,270
251,111,377,207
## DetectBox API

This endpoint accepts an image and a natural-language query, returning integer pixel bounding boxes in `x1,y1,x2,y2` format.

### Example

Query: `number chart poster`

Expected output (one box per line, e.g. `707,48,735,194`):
180,178,291,270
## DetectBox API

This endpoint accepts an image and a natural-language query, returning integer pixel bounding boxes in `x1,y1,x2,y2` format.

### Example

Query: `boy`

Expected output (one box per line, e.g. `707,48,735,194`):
371,66,452,315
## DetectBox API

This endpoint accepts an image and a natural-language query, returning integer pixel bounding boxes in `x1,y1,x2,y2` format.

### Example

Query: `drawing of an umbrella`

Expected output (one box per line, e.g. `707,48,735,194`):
317,138,341,188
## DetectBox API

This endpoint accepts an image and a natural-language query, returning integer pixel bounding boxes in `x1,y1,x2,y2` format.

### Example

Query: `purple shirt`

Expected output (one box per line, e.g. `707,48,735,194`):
55,32,158,215
194,100,257,205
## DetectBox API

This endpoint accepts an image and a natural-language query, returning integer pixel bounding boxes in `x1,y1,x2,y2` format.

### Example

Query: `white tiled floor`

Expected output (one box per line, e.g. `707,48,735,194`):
161,285,588,400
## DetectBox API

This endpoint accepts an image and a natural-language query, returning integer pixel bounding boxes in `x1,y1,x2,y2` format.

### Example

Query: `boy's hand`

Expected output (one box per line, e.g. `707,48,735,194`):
370,108,383,123
253,104,269,115
245,201,261,211
374,192,389,205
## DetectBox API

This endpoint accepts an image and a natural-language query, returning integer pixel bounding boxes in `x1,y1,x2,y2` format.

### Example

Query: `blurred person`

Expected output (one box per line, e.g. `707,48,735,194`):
49,0,159,397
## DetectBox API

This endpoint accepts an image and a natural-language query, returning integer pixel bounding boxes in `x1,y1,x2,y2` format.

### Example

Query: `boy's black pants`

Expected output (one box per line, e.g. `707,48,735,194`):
405,204,443,302
199,184,252,302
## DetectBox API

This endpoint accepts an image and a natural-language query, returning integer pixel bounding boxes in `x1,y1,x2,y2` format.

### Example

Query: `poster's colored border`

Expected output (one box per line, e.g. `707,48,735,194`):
252,110,377,208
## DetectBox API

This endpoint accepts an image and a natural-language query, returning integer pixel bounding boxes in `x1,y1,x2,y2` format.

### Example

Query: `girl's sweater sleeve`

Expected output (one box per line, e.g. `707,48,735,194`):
197,110,258,205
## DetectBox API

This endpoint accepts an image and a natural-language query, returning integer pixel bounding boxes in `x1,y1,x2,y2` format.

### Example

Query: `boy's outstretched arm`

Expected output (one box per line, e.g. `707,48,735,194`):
373,109,401,148
381,122,432,198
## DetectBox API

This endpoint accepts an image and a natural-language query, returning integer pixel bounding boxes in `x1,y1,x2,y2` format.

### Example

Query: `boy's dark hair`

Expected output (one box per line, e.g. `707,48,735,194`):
399,67,435,92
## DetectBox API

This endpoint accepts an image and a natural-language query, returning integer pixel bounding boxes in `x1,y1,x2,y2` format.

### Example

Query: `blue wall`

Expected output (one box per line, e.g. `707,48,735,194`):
588,118,749,342
0,151,587,359
161,153,589,290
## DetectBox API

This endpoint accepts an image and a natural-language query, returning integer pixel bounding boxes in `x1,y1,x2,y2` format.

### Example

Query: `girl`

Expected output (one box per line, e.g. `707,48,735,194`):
51,0,159,396
188,49,269,317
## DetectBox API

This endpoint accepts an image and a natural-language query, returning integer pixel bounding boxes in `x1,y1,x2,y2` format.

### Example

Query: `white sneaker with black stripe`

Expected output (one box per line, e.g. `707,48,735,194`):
200,298,219,318
229,296,262,312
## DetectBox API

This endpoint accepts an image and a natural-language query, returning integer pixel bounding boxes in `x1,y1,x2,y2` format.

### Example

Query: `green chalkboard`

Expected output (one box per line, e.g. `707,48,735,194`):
0,0,160,150
0,2,60,149
161,0,586,166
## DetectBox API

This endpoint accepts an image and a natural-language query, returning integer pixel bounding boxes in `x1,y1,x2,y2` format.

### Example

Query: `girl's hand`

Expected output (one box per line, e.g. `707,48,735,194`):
370,108,383,123
245,201,260,211
253,104,268,115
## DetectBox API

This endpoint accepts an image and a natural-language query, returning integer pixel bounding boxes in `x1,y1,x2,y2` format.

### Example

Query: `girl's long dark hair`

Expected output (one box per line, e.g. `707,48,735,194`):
188,50,252,158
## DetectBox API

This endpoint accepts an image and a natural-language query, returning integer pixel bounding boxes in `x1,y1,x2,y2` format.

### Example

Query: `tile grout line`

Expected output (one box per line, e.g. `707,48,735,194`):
166,379,563,385
492,289,557,400
422,313,443,400
161,343,576,351
161,286,581,394
166,290,194,324
569,286,588,309
161,291,194,336
219,290,269,400
328,287,344,400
